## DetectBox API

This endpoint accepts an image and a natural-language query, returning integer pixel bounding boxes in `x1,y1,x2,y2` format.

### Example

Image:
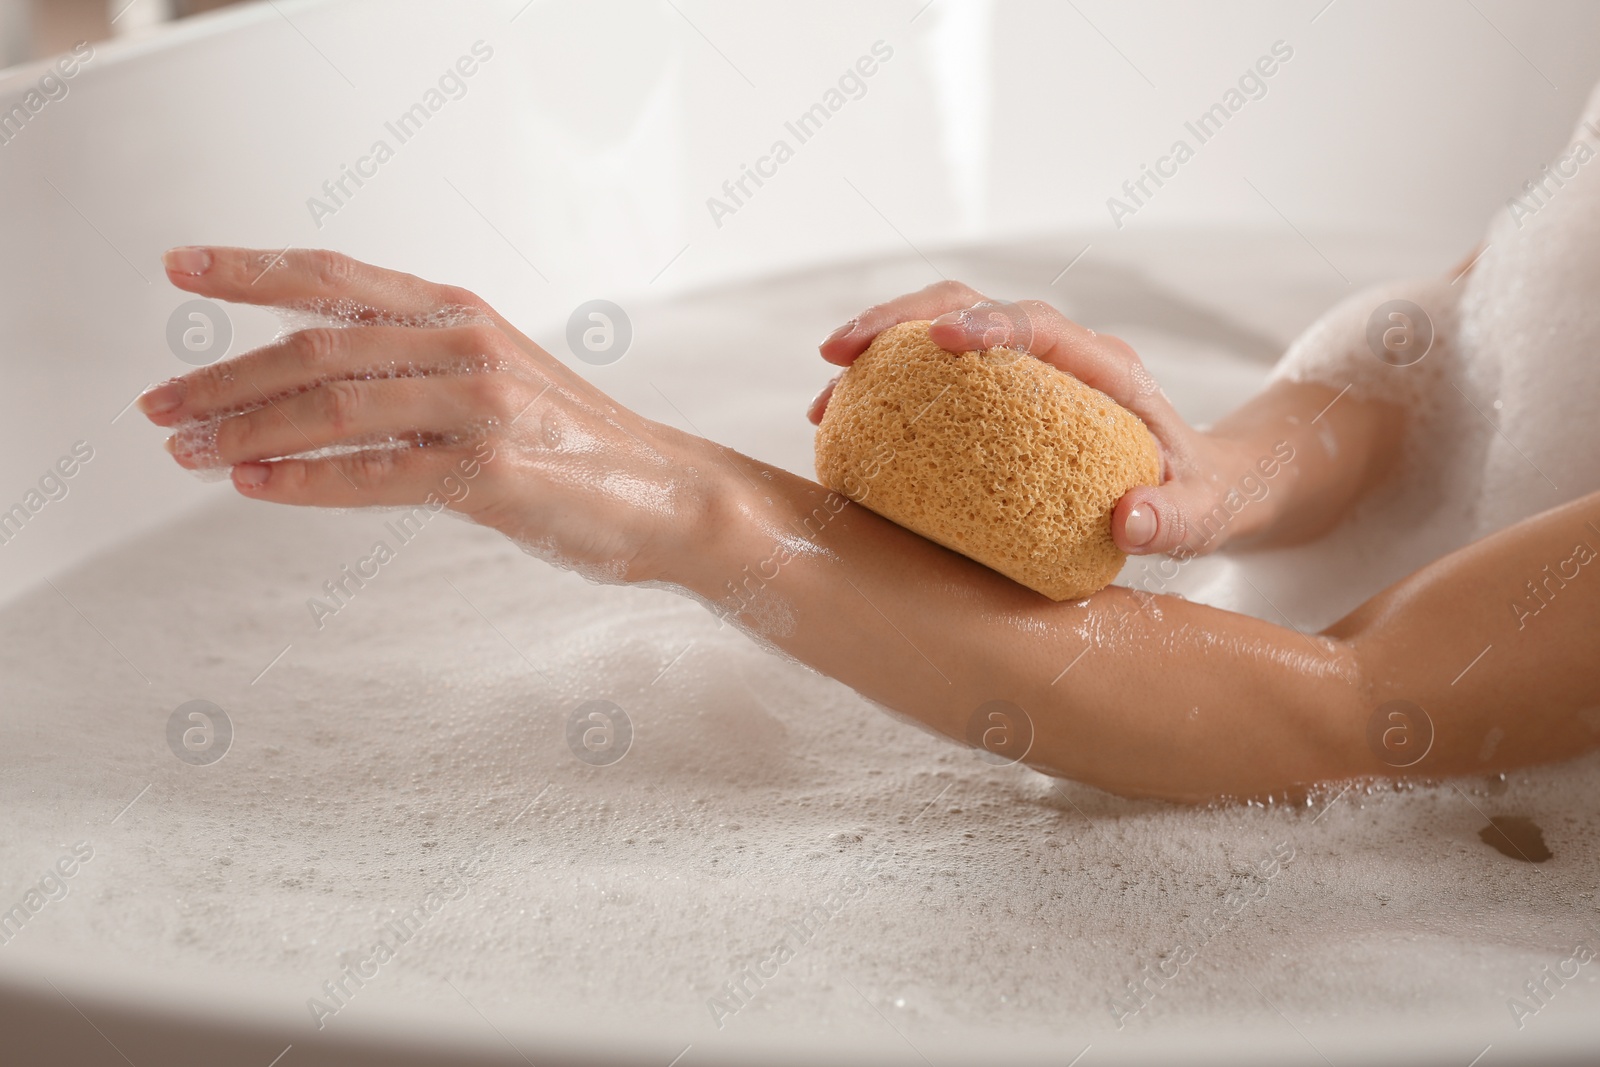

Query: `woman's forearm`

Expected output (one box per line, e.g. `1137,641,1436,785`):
665,440,1600,802
1203,380,1404,549
665,440,1365,800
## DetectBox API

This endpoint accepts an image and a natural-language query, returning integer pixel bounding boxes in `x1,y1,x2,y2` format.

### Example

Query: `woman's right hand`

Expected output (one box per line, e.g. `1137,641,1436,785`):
140,247,722,585
810,280,1250,557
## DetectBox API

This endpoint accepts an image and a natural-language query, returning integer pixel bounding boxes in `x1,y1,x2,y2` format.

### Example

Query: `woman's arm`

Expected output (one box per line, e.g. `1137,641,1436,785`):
145,248,1597,802
1204,379,1403,548
813,282,1411,555
671,451,1600,801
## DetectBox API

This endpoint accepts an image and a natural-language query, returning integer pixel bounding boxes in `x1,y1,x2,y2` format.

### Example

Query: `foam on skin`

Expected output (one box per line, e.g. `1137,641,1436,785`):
1245,81,1600,630
162,300,499,478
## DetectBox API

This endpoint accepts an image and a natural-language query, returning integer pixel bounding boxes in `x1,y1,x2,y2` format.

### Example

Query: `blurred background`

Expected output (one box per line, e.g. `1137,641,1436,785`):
3,0,1598,602
0,0,243,64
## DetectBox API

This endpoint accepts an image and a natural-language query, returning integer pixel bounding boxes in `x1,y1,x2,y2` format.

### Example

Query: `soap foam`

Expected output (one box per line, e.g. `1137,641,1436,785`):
273,298,490,334
12,221,1599,1059
164,300,501,478
2,498,1593,1054
1244,84,1600,631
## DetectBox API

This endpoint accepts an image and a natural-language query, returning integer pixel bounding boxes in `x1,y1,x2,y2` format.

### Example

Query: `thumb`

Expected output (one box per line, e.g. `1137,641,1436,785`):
1112,484,1227,557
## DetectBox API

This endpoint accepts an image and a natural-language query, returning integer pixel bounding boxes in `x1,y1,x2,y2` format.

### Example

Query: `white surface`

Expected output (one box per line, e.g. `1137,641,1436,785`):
0,249,1596,1066
3,2,1599,1063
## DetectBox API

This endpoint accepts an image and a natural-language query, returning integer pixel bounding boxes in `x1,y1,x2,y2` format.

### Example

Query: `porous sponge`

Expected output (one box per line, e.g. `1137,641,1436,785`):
814,320,1160,600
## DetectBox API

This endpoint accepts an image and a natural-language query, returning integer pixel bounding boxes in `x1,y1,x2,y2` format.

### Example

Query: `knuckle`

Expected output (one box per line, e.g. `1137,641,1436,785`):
317,380,363,433
241,410,281,456
941,279,984,304
305,249,357,291
1015,300,1054,325
439,284,490,312
293,327,347,371
214,411,253,459
345,450,393,491
459,322,507,358
467,373,516,419
858,298,893,325
275,459,310,494
183,365,228,409
1104,337,1159,399
1102,332,1140,364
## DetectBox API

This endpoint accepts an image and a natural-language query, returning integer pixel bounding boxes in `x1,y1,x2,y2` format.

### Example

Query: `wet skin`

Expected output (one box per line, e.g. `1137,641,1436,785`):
141,247,1600,802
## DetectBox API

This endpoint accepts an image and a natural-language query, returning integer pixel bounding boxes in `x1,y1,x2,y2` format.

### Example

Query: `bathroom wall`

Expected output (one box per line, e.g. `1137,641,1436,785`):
1,0,1596,605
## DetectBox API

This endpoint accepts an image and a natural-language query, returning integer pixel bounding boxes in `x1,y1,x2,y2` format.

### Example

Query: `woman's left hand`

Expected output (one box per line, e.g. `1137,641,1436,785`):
140,246,716,583
811,280,1247,557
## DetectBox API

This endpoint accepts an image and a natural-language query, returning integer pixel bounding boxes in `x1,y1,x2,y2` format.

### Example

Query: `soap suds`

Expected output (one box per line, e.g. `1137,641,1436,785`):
12,212,1600,1058
159,300,499,478
5,469,1592,1054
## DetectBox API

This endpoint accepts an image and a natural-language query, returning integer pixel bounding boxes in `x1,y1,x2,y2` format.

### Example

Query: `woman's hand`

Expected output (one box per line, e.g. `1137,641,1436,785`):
139,246,716,583
810,280,1254,556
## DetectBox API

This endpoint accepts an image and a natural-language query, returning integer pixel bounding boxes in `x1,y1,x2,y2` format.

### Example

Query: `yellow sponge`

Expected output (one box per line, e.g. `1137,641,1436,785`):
814,321,1160,600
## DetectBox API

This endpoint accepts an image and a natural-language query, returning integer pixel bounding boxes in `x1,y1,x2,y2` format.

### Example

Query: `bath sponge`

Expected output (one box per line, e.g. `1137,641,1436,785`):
814,320,1160,601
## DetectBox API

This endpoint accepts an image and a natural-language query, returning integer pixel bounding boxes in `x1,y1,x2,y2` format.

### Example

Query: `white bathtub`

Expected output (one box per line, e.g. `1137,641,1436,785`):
2,2,1598,1064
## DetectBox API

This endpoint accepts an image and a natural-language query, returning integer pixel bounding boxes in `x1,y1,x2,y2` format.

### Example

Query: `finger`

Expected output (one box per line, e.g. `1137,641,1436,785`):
170,373,520,468
1112,483,1224,556
929,299,1188,445
818,280,989,366
807,375,840,425
138,322,509,426
161,246,488,320
231,443,493,508
927,300,1133,399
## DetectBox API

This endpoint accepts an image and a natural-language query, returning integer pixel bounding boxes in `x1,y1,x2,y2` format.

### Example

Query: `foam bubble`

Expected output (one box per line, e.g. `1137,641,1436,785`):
515,535,630,585
161,295,505,478
273,299,490,335
166,414,224,474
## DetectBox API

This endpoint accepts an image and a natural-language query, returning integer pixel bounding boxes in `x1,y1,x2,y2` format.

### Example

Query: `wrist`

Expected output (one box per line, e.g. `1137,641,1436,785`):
639,429,759,595
1199,429,1288,546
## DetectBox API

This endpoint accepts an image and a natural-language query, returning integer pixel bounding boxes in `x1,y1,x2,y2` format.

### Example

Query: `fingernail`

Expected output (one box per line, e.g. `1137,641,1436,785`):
234,462,271,488
163,247,212,276
807,379,837,423
164,436,197,469
930,309,970,329
138,379,186,416
822,319,858,345
1125,505,1157,548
